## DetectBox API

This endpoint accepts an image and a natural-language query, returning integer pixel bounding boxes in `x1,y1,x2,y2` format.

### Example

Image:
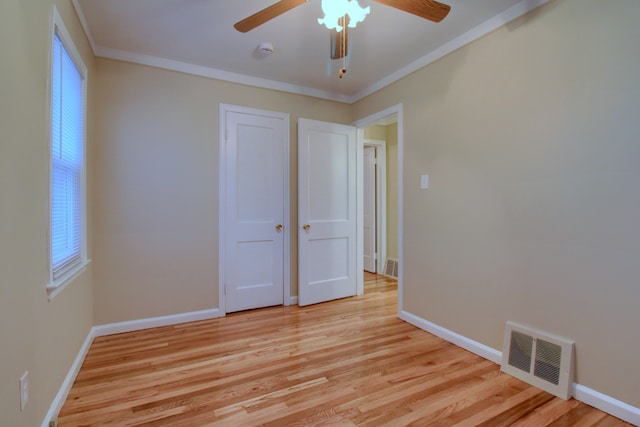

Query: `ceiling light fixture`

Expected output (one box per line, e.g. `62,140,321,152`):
318,0,369,79
234,0,451,80
317,0,370,32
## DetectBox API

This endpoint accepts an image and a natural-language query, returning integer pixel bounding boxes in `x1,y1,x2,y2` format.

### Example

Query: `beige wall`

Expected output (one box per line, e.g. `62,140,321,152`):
92,58,352,324
354,0,640,408
0,0,95,425
3,0,640,422
364,124,386,140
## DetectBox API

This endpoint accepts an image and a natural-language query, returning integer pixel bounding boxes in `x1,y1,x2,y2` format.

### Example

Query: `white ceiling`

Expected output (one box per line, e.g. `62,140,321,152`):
73,0,545,103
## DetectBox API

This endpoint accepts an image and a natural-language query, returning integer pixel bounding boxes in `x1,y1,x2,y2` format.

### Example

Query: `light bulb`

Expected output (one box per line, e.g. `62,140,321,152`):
318,0,370,32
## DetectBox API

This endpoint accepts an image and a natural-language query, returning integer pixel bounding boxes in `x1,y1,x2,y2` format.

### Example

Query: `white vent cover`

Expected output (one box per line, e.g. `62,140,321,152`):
384,258,398,278
501,321,575,399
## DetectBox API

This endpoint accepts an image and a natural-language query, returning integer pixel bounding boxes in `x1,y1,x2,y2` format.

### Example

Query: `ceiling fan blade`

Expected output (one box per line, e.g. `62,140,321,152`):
234,0,309,33
372,0,450,23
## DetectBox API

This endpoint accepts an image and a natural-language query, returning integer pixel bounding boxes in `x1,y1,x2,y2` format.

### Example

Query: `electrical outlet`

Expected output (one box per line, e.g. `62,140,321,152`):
20,371,29,411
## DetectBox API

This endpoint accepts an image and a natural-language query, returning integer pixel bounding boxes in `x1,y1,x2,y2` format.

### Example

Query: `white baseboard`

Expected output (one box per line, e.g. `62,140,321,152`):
44,307,640,426
399,309,640,426
42,307,221,426
41,327,96,427
93,308,221,337
574,384,640,426
289,296,298,306
399,310,502,364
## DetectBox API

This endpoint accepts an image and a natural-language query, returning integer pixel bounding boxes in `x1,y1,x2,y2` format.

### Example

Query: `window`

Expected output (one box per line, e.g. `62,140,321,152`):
48,8,88,298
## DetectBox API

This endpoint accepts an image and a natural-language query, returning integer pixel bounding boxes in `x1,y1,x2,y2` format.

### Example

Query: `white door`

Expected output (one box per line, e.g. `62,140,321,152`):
224,108,287,313
298,118,357,306
363,146,376,273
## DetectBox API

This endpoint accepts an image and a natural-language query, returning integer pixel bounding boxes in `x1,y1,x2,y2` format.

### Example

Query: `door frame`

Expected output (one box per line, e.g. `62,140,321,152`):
363,139,387,276
218,103,291,315
354,104,403,311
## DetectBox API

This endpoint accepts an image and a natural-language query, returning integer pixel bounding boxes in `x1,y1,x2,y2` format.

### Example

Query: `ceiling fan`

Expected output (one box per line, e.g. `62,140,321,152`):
234,0,451,55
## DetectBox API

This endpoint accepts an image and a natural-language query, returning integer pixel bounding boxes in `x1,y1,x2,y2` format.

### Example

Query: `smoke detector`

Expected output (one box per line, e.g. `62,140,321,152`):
256,42,274,57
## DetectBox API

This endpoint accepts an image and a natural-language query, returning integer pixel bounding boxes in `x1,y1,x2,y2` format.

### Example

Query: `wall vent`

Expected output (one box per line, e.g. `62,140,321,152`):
501,321,575,400
384,258,398,278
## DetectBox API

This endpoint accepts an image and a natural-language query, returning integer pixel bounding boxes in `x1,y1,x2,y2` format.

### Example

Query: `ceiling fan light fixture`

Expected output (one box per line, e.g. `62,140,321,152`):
318,0,370,32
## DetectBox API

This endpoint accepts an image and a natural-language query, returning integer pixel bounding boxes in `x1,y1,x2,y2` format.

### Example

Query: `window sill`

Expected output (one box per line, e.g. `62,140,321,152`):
47,259,91,301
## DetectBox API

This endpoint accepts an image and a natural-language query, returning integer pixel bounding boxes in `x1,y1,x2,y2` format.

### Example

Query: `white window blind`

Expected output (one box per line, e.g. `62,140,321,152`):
51,32,85,281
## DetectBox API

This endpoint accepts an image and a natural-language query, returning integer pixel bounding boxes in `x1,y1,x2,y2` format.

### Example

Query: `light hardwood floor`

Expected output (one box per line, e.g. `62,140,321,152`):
58,273,631,426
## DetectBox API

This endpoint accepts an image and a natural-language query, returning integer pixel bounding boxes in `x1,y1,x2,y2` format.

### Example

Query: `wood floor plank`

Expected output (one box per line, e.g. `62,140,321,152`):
57,274,632,426
508,395,582,426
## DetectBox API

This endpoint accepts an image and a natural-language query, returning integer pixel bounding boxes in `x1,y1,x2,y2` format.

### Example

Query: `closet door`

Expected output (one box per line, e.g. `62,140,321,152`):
298,118,357,306
223,107,287,313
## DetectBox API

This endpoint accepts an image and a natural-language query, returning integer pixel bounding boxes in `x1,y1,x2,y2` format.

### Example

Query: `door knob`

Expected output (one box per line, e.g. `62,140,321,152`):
303,224,311,231
275,224,283,231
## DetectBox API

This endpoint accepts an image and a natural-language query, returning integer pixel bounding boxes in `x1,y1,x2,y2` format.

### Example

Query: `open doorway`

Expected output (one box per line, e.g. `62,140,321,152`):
361,116,398,278
362,139,386,275
355,105,402,310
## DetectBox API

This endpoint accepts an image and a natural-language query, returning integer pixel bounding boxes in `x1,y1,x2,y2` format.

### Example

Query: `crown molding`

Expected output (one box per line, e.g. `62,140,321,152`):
349,0,549,102
73,0,548,105
94,46,353,104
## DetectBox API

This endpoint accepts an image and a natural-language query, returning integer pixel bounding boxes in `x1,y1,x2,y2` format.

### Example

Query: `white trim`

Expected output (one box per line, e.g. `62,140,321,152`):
399,310,502,364
70,0,98,55
282,114,292,307
51,6,88,77
356,129,364,296
353,104,403,313
42,308,220,426
356,102,640,425
396,109,403,314
46,259,91,301
42,312,640,427
96,46,353,104
573,385,640,426
93,308,221,337
41,327,95,427
400,309,640,426
71,0,547,105
218,105,227,315
349,0,550,102
218,104,291,314
289,296,298,306
47,5,89,300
